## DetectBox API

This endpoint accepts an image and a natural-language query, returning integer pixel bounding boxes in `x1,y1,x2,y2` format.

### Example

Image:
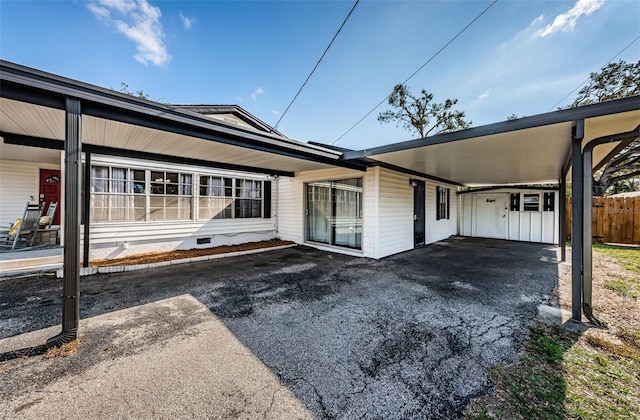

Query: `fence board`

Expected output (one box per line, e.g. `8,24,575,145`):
566,196,639,244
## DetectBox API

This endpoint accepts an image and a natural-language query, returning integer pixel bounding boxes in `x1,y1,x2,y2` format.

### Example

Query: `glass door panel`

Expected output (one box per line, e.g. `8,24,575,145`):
306,183,331,244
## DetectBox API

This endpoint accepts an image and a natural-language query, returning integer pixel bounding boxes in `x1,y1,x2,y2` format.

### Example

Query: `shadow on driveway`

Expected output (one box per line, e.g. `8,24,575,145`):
0,237,563,418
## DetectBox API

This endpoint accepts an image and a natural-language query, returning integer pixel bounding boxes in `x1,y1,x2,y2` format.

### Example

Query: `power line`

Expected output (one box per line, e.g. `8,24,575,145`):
547,34,640,111
332,0,498,145
275,0,360,129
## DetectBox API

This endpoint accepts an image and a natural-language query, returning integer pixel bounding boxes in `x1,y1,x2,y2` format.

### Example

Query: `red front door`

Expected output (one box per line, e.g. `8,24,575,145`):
39,169,61,225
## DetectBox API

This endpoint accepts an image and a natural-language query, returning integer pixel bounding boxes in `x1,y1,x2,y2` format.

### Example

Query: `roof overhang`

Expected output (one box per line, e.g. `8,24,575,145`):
0,60,367,176
343,96,640,186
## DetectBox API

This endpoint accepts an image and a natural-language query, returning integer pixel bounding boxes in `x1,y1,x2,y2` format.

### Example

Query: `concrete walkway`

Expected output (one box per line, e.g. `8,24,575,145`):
0,295,311,419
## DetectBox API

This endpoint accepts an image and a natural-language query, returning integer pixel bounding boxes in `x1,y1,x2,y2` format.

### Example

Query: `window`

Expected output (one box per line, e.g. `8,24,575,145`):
199,176,233,219
523,194,540,211
197,177,269,220
149,171,193,221
436,186,450,220
90,166,146,222
90,163,271,223
235,178,263,218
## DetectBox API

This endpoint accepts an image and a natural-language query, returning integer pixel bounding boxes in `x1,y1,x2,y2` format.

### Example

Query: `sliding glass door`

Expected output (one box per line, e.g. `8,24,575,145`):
306,178,362,250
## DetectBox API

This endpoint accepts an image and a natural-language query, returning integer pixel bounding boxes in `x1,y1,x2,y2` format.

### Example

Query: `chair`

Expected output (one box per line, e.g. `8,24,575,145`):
39,202,58,229
0,203,44,251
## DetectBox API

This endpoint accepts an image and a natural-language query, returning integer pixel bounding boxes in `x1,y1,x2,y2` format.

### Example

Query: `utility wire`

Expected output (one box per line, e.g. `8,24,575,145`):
547,34,640,111
332,0,498,145
275,0,360,129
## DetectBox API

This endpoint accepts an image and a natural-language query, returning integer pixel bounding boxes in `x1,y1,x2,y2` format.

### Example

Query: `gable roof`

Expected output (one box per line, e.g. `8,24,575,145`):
171,104,285,137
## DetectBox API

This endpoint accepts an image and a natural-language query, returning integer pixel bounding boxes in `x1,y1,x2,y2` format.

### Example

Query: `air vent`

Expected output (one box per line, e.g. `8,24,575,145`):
197,237,211,245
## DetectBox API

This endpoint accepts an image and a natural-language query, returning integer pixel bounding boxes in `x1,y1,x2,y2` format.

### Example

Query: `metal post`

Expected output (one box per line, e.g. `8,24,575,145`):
570,121,584,321
48,97,82,345
559,177,566,262
582,148,595,321
83,151,91,268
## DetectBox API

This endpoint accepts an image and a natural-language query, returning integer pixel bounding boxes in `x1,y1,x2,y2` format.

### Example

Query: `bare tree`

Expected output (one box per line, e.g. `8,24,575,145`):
378,84,471,138
572,60,640,196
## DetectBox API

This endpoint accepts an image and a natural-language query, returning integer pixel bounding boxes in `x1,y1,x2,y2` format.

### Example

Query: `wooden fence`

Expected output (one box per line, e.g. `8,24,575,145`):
566,196,640,244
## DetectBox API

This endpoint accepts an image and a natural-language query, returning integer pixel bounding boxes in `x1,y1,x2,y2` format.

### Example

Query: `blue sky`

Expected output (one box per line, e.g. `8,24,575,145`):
1,0,638,150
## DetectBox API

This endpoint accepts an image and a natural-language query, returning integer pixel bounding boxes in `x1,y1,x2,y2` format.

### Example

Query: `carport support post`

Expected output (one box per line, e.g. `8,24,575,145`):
582,148,594,319
559,177,566,262
570,121,584,321
49,98,82,345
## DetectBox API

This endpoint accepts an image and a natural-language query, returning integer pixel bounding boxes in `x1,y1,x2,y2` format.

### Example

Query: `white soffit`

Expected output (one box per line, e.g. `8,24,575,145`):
0,98,338,173
370,123,574,185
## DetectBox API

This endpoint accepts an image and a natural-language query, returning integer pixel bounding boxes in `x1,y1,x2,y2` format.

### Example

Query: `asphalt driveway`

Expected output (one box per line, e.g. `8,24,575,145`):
0,237,563,418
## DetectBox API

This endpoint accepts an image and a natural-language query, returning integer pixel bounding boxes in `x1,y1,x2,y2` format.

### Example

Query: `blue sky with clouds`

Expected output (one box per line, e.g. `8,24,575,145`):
1,0,638,150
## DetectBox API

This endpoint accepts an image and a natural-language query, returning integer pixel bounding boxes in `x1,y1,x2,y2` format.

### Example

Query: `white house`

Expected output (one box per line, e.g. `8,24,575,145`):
2,60,639,325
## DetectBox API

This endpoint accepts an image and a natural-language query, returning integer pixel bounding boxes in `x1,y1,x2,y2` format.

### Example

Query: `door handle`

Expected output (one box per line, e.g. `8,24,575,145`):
414,214,418,221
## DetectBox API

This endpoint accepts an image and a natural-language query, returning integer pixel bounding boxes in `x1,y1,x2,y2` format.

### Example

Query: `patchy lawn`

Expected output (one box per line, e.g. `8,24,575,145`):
465,245,640,419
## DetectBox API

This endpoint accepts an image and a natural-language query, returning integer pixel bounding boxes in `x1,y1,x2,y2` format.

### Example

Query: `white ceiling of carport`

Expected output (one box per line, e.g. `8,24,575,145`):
363,108,640,186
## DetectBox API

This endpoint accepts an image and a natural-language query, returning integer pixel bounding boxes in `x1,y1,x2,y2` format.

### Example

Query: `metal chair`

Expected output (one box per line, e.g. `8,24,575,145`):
39,202,58,229
0,203,44,251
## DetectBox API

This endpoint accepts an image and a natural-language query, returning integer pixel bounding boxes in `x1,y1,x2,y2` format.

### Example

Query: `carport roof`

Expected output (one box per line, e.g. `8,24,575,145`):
343,96,640,186
0,60,366,176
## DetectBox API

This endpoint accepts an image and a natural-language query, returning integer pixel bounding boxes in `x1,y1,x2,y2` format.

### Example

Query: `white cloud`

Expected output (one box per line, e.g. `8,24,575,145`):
251,87,265,102
87,0,171,66
179,11,195,29
539,0,605,37
477,88,492,101
272,110,280,116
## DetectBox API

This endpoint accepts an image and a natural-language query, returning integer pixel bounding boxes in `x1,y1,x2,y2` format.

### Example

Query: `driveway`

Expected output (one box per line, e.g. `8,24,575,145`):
0,237,563,418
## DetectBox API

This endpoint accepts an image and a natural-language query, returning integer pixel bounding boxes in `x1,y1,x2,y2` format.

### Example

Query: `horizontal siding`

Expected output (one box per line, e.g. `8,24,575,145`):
0,159,60,227
425,181,458,244
362,167,378,258
276,176,302,243
89,218,275,243
378,168,414,257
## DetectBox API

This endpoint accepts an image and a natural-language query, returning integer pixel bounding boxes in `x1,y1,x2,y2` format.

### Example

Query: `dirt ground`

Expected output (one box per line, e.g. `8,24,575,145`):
551,248,639,334
89,239,295,267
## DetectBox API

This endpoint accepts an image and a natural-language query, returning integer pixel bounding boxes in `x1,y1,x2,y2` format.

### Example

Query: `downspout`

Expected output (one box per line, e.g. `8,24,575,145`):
581,125,639,327
47,97,82,346
0,98,82,362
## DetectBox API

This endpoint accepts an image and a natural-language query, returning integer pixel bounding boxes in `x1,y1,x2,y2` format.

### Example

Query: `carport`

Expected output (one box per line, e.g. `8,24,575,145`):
344,97,640,323
0,60,367,350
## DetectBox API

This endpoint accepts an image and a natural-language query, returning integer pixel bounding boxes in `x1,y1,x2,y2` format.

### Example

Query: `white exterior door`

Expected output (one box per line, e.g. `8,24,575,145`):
475,193,508,239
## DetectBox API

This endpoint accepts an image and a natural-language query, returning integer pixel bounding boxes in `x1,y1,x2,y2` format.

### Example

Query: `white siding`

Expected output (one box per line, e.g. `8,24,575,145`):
87,218,275,260
78,155,277,260
0,159,60,227
425,181,458,244
461,194,473,236
378,168,414,258
462,189,559,244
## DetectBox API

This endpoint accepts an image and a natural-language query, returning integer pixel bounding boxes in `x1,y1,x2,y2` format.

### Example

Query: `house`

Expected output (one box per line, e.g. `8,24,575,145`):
1,59,639,327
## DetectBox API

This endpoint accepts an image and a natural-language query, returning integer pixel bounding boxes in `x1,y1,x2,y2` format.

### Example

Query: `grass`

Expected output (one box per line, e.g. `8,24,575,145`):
593,244,640,299
593,243,640,275
465,246,640,419
466,325,640,419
